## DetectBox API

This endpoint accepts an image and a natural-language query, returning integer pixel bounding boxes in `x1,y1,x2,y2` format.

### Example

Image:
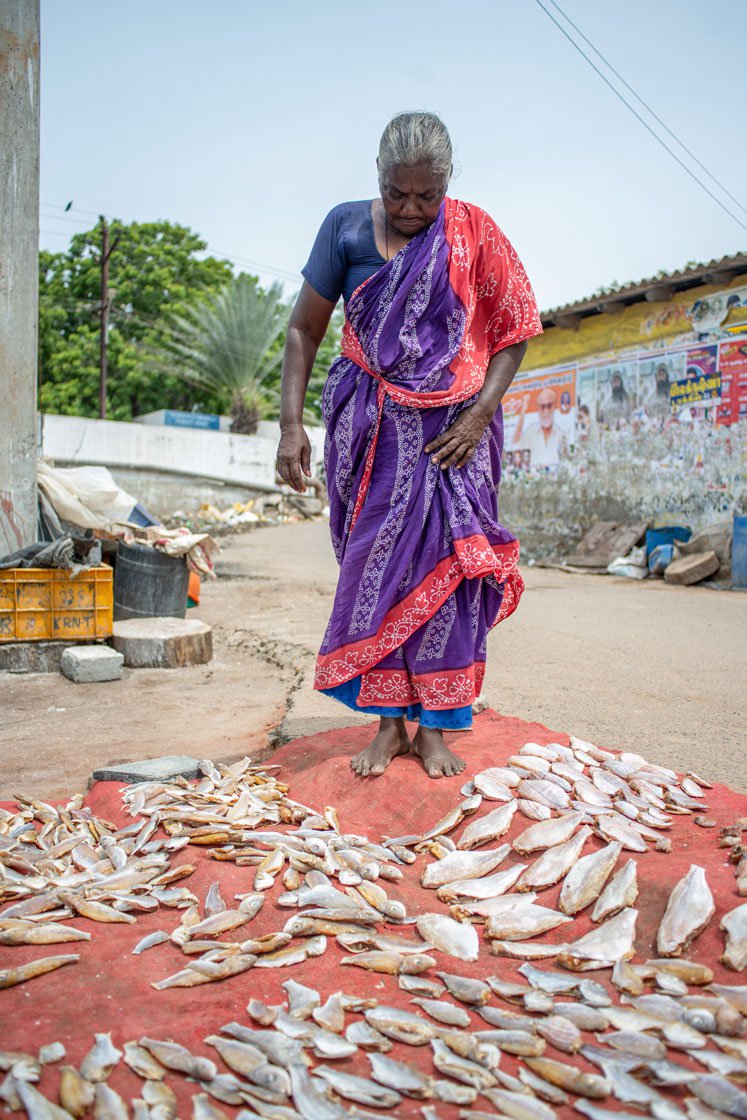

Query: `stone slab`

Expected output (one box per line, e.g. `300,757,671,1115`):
111,617,213,668
665,550,720,586
91,754,202,784
0,641,70,674
60,645,124,683
566,520,649,568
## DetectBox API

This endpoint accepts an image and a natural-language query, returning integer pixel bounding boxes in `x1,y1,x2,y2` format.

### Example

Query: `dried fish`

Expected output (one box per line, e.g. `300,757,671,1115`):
513,812,585,854
123,1042,166,1080
553,1002,609,1031
436,863,526,902
457,802,518,850
591,859,638,923
0,923,90,945
59,1066,95,1118
314,1066,402,1108
515,827,591,891
484,1087,556,1120
412,997,471,1026
0,954,79,989
473,767,520,797
79,1033,122,1082
612,957,644,996
722,904,747,972
558,907,638,970
415,914,478,961
421,844,510,888
517,799,553,821
132,930,169,954
559,841,622,915
657,865,715,957
367,1052,433,1098
535,1015,582,1053
341,950,435,974
344,1020,392,1052
489,939,566,959
689,1075,747,1118
430,1039,497,1090
517,779,571,810
364,1006,434,1045
485,902,573,940
140,1038,217,1081
524,1056,610,1098
436,971,491,1005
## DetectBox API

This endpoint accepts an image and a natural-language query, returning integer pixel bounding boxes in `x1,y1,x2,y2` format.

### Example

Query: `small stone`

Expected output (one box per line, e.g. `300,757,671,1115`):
111,617,213,668
60,645,123,683
91,755,202,784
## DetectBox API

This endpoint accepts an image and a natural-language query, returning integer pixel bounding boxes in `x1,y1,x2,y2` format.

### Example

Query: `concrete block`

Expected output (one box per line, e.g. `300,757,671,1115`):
111,617,213,668
664,550,720,586
92,755,202,784
60,645,124,683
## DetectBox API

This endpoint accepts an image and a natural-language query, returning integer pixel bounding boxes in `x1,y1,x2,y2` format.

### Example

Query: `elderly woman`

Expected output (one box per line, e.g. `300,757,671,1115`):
277,112,541,780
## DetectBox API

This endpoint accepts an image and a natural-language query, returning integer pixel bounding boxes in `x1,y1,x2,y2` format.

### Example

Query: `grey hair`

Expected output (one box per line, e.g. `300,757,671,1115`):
377,112,453,185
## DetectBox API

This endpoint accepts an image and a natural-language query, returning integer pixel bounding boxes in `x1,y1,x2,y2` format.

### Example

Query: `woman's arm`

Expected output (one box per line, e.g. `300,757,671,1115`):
424,340,528,470
277,281,337,493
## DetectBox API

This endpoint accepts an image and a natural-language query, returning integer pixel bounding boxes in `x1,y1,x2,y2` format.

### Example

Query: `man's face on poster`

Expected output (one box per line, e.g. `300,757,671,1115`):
536,388,556,430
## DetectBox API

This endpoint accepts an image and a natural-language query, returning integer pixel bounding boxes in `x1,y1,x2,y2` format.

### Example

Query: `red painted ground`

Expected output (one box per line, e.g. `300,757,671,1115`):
2,709,746,1118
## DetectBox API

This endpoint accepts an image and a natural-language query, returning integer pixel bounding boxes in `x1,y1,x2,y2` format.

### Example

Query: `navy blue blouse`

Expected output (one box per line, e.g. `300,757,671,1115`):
302,200,386,304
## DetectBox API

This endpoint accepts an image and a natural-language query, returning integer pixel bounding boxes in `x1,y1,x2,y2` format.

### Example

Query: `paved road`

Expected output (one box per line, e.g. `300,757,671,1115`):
2,519,744,798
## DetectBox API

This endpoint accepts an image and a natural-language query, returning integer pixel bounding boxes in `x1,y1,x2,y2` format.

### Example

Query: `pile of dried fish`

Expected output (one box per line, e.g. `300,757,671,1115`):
3,737,747,1120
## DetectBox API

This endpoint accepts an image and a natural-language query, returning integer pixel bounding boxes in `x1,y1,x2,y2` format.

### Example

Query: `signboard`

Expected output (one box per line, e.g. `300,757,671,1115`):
163,410,220,431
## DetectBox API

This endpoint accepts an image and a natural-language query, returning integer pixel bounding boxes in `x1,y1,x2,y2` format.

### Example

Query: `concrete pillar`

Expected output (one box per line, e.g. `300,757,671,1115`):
0,0,40,551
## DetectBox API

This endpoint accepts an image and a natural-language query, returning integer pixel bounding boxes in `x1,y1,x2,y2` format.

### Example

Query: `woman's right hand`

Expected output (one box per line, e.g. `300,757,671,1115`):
276,423,312,493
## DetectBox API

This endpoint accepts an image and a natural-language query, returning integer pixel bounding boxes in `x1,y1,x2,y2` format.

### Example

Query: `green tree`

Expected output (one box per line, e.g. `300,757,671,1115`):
146,275,291,434
39,221,234,420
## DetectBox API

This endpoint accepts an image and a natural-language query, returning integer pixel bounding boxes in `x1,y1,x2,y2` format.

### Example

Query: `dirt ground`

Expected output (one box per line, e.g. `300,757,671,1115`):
1,519,745,800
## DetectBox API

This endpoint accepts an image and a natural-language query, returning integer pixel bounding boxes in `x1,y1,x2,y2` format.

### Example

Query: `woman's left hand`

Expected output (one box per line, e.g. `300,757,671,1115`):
424,403,492,470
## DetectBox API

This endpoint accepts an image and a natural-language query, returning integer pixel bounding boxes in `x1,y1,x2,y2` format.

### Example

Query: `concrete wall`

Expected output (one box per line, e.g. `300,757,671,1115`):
41,413,326,493
0,1,40,550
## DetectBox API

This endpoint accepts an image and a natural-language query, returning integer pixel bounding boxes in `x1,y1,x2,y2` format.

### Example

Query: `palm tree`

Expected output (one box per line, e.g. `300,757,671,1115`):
148,274,290,434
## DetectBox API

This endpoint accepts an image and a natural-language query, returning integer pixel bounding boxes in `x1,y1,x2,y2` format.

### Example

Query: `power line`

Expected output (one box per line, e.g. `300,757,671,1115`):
545,0,747,217
533,0,747,234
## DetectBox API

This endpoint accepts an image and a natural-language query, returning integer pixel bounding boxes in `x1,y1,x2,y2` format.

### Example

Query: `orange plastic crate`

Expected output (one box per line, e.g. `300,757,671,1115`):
0,565,113,642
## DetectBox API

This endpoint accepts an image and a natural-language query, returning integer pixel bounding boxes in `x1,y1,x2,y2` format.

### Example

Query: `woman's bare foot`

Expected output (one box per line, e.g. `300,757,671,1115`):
412,726,466,779
350,716,410,777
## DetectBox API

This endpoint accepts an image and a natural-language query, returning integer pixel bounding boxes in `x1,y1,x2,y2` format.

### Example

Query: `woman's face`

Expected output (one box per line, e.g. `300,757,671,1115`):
378,163,448,236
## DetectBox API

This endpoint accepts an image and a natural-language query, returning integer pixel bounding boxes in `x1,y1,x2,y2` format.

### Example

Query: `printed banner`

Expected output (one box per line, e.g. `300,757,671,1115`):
594,361,637,428
503,367,576,468
718,339,747,426
637,352,686,421
670,373,722,409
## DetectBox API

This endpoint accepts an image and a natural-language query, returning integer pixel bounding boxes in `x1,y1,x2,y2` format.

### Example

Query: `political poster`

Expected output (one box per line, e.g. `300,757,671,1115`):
575,367,596,440
637,352,686,421
717,339,747,426
503,366,576,468
594,361,638,428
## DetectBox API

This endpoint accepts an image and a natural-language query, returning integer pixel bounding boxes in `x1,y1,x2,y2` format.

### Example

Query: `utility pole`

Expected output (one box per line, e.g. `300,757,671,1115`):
0,0,40,550
95,216,119,419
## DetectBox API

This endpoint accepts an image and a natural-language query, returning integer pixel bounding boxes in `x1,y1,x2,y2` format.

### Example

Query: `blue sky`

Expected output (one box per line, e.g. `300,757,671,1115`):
39,0,747,310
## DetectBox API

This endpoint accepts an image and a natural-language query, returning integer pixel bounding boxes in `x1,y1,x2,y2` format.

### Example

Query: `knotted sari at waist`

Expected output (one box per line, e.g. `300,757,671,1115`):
315,198,542,716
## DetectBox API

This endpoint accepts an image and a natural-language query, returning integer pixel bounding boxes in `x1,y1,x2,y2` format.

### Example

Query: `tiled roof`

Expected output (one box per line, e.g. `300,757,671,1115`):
541,251,747,327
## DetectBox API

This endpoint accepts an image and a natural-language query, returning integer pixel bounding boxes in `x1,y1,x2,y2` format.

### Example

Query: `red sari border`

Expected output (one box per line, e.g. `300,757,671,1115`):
314,536,523,691
357,663,487,710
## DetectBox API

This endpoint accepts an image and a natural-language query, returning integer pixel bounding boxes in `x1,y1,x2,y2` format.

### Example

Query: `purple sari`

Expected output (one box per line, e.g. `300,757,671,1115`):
314,198,542,723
